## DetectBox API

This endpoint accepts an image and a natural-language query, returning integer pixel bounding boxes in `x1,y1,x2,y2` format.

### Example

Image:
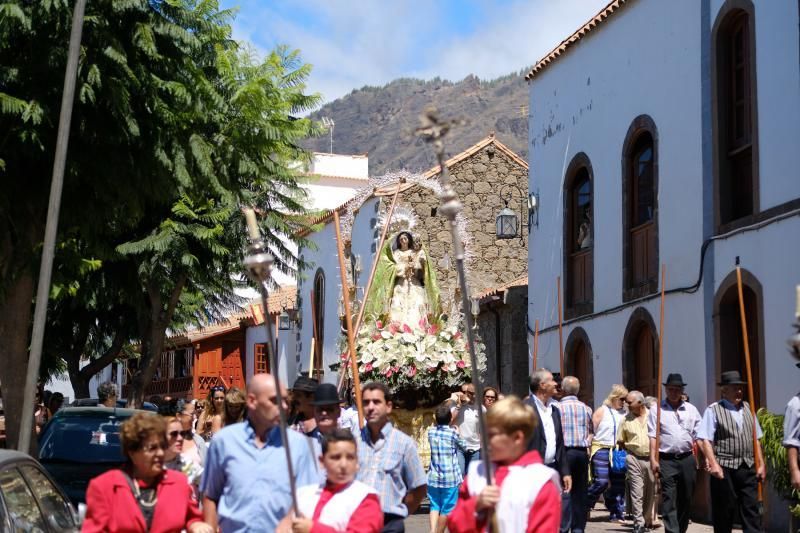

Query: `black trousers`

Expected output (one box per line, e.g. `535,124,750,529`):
382,513,405,533
561,448,589,533
659,454,696,533
710,465,762,533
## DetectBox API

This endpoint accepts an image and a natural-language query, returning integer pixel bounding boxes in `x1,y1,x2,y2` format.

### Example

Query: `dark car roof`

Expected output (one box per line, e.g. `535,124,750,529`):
0,449,37,469
51,406,146,418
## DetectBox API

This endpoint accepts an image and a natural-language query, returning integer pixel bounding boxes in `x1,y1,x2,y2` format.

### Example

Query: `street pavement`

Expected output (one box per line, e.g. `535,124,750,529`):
404,509,726,532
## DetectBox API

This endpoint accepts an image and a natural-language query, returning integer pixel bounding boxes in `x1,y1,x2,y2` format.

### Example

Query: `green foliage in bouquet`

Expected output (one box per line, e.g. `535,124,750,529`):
335,317,486,408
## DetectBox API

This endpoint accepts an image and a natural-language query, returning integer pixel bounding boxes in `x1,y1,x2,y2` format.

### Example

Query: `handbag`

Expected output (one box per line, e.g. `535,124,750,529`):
608,406,627,473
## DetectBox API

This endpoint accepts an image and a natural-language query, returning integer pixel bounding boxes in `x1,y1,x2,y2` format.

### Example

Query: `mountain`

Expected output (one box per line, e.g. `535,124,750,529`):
304,70,531,175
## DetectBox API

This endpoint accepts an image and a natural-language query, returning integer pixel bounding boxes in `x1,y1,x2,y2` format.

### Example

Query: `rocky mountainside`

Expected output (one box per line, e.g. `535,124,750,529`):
304,70,530,175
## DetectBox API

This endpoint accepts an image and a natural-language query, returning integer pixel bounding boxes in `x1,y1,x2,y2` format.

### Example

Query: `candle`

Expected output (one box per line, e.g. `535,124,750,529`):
471,298,479,316
244,208,260,240
795,285,800,318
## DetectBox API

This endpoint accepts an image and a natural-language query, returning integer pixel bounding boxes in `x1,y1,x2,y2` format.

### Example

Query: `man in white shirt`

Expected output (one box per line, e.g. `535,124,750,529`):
454,383,481,475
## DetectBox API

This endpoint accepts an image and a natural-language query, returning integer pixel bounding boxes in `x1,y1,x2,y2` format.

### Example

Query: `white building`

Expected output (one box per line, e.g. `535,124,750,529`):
526,0,800,416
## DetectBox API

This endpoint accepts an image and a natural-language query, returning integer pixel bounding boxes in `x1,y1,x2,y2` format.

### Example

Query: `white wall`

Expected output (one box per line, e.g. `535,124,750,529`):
310,152,368,179
527,0,800,409
245,322,296,385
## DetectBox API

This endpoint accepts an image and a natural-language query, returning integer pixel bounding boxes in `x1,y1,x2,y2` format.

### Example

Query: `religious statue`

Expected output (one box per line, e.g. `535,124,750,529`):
362,230,441,329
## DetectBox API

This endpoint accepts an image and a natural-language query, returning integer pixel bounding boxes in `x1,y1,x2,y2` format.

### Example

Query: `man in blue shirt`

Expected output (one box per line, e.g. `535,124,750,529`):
200,373,318,532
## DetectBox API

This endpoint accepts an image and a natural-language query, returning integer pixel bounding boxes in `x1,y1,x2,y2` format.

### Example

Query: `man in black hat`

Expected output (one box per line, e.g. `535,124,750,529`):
647,373,701,533
290,375,319,435
308,383,342,443
697,370,764,533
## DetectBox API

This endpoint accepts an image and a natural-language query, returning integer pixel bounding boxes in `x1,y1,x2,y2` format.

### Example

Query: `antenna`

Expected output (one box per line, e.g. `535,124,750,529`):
321,117,335,154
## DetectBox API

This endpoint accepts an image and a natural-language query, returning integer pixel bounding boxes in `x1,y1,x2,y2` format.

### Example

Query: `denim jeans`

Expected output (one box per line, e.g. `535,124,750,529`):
457,448,480,476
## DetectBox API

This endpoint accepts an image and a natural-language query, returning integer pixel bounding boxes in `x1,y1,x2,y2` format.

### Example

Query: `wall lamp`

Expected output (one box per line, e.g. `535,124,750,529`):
495,184,539,244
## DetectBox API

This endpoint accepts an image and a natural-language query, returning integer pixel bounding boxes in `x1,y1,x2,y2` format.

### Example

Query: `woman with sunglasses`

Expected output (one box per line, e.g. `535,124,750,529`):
82,413,213,533
164,418,203,489
197,385,225,441
482,387,499,409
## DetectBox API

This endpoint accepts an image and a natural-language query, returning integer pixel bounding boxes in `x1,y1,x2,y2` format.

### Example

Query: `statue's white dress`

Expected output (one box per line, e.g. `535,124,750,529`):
389,248,429,328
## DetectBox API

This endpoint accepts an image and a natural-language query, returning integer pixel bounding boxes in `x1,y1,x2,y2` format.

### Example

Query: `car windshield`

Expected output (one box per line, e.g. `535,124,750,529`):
39,415,127,463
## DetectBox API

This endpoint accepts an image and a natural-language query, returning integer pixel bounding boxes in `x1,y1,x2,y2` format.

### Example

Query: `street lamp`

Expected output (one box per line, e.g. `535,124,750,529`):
494,184,538,244
278,308,291,330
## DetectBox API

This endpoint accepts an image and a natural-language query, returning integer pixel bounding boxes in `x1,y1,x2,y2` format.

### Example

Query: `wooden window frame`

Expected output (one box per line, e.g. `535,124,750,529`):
563,153,594,319
621,115,659,302
712,0,759,233
564,327,595,408
254,343,269,374
621,307,659,398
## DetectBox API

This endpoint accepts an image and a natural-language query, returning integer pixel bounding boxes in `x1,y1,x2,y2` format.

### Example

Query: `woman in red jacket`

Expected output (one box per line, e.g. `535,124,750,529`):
82,412,213,533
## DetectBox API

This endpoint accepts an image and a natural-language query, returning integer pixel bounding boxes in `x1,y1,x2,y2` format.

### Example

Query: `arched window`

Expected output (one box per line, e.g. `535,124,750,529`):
622,116,659,300
564,327,595,408
312,269,325,378
713,1,759,229
713,269,764,406
622,308,659,398
564,153,594,318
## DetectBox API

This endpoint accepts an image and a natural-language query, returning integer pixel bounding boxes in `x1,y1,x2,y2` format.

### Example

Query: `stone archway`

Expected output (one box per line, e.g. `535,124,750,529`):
622,307,659,398
564,327,595,408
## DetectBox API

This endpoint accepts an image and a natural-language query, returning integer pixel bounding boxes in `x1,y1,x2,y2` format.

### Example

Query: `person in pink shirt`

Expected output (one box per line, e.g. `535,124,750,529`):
285,429,383,533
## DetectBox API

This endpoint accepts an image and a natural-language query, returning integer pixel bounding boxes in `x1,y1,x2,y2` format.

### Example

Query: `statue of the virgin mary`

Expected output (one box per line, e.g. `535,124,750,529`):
362,231,441,329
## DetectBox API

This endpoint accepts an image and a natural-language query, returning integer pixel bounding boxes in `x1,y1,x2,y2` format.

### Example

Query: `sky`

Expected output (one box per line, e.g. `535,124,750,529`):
220,0,612,106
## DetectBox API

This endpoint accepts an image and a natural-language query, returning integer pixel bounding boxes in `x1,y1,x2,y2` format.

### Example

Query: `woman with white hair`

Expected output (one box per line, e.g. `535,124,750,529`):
587,384,628,521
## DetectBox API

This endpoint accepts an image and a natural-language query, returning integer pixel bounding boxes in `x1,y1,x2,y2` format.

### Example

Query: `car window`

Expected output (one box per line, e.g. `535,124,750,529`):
39,416,127,463
19,465,75,529
0,467,46,532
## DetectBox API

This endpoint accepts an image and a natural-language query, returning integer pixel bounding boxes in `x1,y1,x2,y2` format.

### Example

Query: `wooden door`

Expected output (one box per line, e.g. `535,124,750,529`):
194,345,222,398
634,326,657,397
221,342,245,389
571,340,594,408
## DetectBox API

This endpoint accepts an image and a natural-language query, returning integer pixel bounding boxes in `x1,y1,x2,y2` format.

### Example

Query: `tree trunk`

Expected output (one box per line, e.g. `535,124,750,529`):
67,364,91,400
0,272,36,453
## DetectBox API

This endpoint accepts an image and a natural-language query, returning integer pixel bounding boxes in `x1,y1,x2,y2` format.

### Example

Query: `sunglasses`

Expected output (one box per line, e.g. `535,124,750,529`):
211,386,226,393
168,430,193,439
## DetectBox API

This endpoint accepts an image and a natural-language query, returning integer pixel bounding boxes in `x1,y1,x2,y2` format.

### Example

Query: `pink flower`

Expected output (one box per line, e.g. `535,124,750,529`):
384,368,393,378
418,318,427,328
402,324,412,334
453,331,462,339
426,324,439,335
407,366,417,377
376,320,383,329
340,352,348,361
372,332,381,341
388,323,399,334
456,360,466,369
364,362,373,372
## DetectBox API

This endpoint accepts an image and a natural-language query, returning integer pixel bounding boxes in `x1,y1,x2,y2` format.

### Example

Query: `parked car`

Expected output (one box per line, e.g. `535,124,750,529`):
70,398,159,411
0,449,80,531
38,406,145,504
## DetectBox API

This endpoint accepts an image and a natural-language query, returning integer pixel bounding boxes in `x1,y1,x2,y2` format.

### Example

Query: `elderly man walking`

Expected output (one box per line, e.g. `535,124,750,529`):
200,373,318,532
525,369,572,492
698,371,765,533
648,374,701,533
97,381,118,407
619,391,654,533
558,376,593,533
356,382,427,533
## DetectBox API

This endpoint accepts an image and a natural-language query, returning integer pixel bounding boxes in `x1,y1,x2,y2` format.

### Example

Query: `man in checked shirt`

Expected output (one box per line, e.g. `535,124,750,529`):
558,376,594,533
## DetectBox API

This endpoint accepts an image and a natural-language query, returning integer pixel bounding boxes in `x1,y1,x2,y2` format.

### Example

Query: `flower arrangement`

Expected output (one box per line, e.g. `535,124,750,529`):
335,317,486,407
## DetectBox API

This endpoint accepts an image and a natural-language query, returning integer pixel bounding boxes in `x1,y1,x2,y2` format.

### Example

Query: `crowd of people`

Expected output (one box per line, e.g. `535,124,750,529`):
76,361,800,533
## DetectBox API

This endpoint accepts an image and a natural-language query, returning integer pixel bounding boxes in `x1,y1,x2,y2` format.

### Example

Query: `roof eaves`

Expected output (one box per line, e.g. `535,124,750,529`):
524,0,632,81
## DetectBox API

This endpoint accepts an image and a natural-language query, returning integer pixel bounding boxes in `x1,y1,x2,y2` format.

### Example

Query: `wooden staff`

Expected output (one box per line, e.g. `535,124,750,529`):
307,338,315,379
557,276,564,376
333,210,364,428
309,289,319,379
336,179,404,393
274,313,280,355
656,265,666,451
735,266,763,501
533,319,540,370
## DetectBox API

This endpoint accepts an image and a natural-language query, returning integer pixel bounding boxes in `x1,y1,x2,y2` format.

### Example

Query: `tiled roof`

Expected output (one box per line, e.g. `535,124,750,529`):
475,275,528,303
525,0,632,81
247,285,298,326
299,133,528,235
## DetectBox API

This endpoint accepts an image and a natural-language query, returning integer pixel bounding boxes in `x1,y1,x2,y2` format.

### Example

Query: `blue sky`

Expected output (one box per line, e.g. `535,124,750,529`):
220,0,611,105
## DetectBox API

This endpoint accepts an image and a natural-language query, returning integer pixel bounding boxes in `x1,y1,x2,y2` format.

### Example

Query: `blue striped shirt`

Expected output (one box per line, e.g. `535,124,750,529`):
427,425,465,488
356,422,427,517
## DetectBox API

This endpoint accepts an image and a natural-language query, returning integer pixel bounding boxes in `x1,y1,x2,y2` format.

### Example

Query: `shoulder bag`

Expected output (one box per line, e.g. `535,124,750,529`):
608,406,627,473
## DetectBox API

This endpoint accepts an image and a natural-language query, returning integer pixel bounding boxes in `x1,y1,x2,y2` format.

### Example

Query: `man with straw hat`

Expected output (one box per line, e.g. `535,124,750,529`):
697,370,765,533
647,373,701,533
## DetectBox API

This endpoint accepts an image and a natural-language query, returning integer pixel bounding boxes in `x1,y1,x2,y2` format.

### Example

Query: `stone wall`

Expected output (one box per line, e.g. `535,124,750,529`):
387,142,528,312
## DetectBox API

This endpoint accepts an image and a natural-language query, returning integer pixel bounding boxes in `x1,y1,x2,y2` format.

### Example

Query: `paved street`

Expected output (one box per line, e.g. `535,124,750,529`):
404,509,725,532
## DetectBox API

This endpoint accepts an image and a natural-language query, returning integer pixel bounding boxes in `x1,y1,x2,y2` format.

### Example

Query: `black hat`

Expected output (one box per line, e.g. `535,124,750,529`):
312,383,341,406
292,376,319,393
718,370,747,386
663,373,687,387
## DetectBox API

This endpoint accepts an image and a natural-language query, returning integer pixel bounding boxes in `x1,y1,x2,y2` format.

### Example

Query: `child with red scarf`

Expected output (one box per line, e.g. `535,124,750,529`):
282,429,383,533
447,396,562,533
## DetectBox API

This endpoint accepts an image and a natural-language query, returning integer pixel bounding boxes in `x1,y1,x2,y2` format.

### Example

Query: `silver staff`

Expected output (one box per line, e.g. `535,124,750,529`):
242,208,299,514
416,108,494,487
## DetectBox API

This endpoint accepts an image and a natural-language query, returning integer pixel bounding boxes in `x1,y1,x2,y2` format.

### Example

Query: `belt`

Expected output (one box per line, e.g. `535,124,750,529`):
659,451,692,460
633,454,650,460
566,446,588,452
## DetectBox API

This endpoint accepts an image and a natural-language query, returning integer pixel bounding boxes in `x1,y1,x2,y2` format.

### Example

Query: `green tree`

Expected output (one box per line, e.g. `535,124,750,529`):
0,0,319,447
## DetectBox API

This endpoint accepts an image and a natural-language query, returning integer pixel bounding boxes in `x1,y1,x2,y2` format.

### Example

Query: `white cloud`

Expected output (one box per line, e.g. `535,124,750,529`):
228,0,610,104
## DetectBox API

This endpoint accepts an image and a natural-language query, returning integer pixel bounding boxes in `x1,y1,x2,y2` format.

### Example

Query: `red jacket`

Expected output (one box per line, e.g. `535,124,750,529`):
82,469,203,533
447,450,561,533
